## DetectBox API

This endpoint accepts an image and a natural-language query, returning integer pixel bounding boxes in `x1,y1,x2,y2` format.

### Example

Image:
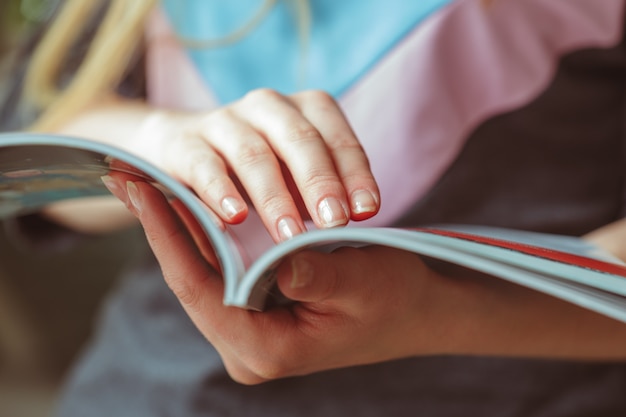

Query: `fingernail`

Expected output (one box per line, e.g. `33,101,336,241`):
126,181,142,213
220,196,245,220
101,175,126,204
100,175,118,193
351,189,378,214
290,257,313,289
317,197,348,228
277,216,302,241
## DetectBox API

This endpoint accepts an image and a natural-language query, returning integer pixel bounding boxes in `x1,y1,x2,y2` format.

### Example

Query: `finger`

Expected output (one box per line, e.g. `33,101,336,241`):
235,89,351,229
275,247,428,308
117,181,333,384
162,131,249,224
170,199,222,272
275,247,370,305
198,107,307,243
124,180,226,316
291,90,380,221
123,180,267,363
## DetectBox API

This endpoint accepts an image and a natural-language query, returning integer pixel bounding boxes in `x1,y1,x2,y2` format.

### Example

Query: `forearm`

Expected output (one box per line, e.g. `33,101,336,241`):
55,96,180,152
430,265,626,361
42,196,137,234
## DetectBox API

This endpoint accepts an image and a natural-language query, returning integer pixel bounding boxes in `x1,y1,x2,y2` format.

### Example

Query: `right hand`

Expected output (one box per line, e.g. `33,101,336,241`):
126,88,380,242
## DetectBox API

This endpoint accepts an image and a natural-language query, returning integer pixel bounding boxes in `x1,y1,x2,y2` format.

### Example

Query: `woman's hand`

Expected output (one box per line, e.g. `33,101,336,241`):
106,177,458,383
141,89,380,241
55,89,380,239
109,178,626,385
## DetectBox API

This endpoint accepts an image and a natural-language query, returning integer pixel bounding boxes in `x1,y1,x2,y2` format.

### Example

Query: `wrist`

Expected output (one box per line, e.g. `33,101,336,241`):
422,262,626,360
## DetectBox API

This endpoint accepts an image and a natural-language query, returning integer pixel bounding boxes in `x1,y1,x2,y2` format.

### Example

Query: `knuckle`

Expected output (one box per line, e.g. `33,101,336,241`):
203,107,235,125
285,124,322,145
185,151,218,173
243,88,283,105
331,136,365,153
196,176,229,201
162,131,190,161
300,171,338,191
233,142,273,167
184,153,225,186
255,191,293,215
165,133,217,169
297,89,336,106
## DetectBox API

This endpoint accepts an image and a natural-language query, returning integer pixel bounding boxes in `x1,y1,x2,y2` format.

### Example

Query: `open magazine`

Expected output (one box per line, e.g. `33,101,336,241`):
2,132,626,321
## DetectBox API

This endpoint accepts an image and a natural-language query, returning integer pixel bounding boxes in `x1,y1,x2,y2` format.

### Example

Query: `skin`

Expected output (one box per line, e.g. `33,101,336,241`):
47,89,626,385
106,177,626,386
47,89,380,240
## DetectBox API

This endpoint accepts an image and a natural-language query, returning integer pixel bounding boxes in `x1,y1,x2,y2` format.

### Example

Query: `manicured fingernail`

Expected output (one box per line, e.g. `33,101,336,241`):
126,181,142,213
100,175,118,193
317,197,348,228
103,176,130,208
290,257,313,289
220,196,245,220
351,189,378,214
277,216,302,241
101,175,128,205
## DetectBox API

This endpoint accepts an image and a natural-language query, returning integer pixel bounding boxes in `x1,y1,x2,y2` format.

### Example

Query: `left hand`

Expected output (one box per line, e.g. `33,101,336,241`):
105,177,626,385
105,177,460,384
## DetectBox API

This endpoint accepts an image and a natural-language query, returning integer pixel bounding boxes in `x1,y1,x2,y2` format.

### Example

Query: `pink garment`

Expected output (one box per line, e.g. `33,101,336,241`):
145,0,624,262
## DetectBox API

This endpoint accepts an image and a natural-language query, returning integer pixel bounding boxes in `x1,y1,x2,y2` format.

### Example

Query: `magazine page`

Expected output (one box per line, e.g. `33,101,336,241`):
236,227,626,321
415,226,626,295
3,133,626,316
429,224,626,264
0,140,114,218
0,132,244,296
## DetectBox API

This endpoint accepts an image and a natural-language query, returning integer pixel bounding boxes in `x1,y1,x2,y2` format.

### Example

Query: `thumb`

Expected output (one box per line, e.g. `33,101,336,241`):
276,247,371,303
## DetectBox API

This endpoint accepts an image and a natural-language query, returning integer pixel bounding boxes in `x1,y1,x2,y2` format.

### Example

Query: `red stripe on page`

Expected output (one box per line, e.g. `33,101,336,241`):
417,228,626,278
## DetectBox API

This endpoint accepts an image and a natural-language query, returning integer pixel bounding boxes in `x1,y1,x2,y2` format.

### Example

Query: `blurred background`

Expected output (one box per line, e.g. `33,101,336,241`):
1,1,145,415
